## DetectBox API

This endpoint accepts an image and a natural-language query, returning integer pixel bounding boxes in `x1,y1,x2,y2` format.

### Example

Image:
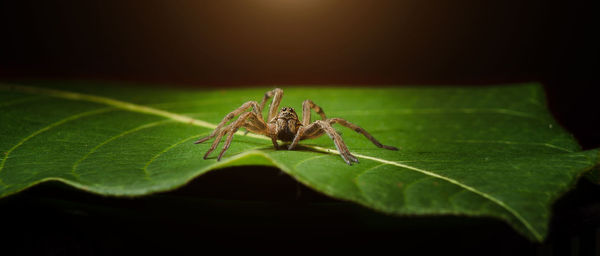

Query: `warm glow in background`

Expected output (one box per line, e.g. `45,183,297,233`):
0,0,597,146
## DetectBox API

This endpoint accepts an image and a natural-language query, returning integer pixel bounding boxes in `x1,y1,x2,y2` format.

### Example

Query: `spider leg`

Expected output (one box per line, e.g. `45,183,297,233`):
288,126,307,150
194,101,262,144
301,99,327,126
242,120,278,150
203,123,234,159
259,88,283,122
288,99,328,149
217,112,257,161
328,118,398,150
271,137,279,150
288,121,322,150
303,120,359,165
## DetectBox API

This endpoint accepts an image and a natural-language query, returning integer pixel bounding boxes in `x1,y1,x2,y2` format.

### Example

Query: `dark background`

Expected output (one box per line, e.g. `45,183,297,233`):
0,0,598,255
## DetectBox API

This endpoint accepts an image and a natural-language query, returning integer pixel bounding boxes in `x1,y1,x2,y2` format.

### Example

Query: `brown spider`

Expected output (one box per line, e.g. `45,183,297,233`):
194,88,398,165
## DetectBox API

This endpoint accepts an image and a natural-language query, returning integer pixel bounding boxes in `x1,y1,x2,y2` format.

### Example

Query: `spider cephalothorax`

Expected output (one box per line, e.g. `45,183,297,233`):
274,107,300,142
195,88,397,165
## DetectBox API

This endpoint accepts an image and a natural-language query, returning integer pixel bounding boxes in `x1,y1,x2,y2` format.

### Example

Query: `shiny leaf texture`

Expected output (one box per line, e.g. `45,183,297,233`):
0,81,598,241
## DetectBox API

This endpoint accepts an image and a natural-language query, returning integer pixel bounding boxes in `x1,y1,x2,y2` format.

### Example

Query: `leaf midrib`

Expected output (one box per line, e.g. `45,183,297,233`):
0,83,541,240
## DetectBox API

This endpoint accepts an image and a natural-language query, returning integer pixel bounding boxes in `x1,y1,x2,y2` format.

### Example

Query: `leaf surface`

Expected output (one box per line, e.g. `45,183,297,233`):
0,81,598,241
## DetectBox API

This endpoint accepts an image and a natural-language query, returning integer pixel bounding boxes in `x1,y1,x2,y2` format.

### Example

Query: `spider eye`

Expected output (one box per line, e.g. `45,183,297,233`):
282,107,287,111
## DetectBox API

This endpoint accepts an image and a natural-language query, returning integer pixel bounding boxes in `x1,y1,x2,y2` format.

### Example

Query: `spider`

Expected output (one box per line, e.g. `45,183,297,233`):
195,88,398,165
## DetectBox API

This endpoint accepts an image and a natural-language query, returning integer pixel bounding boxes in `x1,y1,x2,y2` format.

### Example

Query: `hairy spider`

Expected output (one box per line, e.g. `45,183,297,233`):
194,88,398,165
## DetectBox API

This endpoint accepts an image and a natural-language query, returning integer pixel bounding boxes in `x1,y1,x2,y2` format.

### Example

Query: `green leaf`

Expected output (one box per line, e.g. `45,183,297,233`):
0,81,598,241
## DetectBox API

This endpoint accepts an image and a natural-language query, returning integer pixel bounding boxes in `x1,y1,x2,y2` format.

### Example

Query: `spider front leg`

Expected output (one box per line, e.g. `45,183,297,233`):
202,123,234,159
328,118,398,150
259,88,283,122
292,120,359,165
194,101,262,144
239,88,282,137
287,98,328,149
216,112,255,160
301,99,327,126
203,112,268,161
270,137,279,150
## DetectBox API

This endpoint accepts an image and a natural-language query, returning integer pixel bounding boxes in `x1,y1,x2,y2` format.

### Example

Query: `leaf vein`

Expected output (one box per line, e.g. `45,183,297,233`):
338,149,543,240
354,163,388,180
292,154,330,169
71,120,173,179
0,108,114,175
451,139,572,152
0,95,47,108
143,132,211,177
401,177,434,211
